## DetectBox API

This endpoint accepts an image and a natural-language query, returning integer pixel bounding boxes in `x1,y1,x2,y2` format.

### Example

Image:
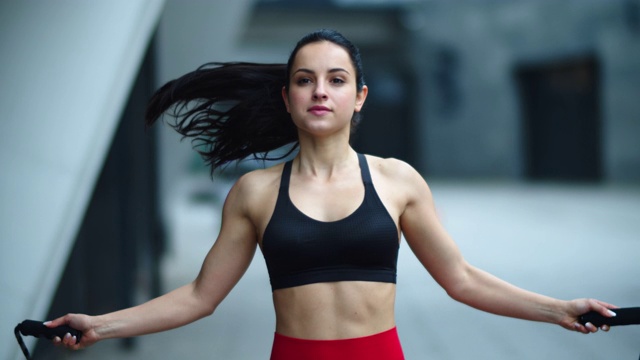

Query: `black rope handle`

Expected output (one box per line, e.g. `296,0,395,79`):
14,325,31,360
579,307,640,327
14,320,83,360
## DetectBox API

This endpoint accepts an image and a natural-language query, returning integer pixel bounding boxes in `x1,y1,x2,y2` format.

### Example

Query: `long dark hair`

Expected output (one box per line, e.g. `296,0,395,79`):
145,29,365,175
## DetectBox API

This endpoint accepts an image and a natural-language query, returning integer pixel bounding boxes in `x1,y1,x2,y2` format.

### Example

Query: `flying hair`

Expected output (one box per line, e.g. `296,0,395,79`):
144,29,365,176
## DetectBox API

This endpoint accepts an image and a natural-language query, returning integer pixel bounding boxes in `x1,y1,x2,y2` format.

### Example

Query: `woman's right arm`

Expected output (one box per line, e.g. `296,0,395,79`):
47,174,260,350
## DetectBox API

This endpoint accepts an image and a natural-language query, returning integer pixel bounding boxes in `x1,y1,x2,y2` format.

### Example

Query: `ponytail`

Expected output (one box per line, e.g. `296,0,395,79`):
145,62,298,175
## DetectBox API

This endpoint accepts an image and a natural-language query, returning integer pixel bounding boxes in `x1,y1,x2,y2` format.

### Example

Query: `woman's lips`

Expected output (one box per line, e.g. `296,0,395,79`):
308,106,331,116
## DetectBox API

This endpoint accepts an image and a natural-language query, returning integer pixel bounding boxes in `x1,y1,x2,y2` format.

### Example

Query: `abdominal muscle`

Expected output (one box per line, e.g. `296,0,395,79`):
271,281,397,340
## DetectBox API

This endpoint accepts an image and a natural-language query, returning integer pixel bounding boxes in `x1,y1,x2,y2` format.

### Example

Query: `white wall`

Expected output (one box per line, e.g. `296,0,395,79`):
0,1,164,359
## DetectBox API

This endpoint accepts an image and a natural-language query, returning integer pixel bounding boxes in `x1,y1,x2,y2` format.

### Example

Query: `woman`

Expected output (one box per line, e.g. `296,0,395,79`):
47,29,616,359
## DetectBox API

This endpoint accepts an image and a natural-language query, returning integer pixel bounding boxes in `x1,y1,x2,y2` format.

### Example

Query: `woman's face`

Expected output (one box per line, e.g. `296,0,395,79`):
283,41,367,139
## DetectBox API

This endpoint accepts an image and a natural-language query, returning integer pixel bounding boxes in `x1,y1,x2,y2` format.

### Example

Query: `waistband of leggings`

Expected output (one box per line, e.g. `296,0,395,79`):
273,326,398,343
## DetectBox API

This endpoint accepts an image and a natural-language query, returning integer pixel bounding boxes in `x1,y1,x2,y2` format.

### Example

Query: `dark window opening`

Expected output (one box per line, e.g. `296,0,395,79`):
515,56,602,182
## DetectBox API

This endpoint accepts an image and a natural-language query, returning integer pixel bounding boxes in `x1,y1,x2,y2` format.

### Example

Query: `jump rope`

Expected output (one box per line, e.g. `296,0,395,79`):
14,308,640,359
14,320,82,360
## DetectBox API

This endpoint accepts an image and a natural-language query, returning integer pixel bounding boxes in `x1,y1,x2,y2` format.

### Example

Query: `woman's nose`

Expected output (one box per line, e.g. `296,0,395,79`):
312,84,328,100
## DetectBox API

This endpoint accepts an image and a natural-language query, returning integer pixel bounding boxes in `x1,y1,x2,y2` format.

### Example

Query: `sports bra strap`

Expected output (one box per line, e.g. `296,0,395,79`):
280,158,293,190
357,153,372,184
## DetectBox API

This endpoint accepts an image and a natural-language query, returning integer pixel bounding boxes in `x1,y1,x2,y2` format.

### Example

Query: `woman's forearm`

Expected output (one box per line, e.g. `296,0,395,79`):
447,263,567,325
93,282,214,340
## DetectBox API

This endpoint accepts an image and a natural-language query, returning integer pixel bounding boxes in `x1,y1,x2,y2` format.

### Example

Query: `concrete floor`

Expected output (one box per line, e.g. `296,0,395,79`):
64,181,640,360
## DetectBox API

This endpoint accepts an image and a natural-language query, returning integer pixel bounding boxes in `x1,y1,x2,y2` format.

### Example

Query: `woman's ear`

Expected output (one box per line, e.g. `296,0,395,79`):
282,86,290,113
354,85,368,113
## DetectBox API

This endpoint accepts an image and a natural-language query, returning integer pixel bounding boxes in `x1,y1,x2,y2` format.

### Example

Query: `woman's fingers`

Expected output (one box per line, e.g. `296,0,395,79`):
51,332,79,349
584,322,598,333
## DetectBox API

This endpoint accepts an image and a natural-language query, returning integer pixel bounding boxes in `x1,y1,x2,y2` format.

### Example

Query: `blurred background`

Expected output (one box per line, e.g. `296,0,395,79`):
1,0,639,359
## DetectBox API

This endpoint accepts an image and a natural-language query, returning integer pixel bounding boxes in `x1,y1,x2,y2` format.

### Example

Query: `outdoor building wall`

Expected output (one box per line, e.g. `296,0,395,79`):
408,1,640,182
0,2,164,358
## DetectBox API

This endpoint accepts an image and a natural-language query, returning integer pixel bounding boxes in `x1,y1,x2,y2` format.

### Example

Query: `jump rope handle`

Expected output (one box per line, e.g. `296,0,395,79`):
578,307,640,327
14,320,82,360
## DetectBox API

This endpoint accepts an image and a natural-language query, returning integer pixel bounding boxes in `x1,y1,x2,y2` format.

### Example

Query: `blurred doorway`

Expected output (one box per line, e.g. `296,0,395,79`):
515,56,602,182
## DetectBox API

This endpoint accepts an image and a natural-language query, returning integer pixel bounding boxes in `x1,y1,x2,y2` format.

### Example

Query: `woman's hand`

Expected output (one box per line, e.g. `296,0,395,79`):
560,298,618,334
45,313,99,350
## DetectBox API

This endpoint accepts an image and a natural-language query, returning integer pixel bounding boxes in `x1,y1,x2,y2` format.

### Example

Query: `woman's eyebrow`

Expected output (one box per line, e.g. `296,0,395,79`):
293,68,351,75
329,68,350,75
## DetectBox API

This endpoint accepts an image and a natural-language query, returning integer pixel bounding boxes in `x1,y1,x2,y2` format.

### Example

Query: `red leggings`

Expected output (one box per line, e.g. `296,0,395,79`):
270,327,404,360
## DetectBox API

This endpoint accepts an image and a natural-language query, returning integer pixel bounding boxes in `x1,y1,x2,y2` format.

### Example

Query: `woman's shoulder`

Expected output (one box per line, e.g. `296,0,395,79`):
363,154,421,181
239,162,283,182
362,154,430,210
229,162,286,204
219,163,285,224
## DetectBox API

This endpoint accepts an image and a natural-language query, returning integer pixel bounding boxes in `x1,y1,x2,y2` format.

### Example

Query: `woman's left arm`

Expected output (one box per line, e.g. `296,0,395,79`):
394,161,616,334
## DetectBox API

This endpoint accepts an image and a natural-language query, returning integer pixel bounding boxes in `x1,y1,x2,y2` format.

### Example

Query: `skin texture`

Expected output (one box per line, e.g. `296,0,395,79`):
48,40,616,351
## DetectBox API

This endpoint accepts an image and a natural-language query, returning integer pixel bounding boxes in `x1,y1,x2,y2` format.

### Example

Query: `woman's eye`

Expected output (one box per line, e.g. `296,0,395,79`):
331,78,345,84
297,78,312,85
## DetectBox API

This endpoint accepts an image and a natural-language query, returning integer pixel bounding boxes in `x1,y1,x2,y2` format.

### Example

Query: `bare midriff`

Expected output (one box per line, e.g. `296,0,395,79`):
272,281,396,340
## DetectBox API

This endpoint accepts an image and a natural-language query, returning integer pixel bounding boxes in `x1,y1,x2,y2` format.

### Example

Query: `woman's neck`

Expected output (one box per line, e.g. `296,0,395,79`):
295,136,356,178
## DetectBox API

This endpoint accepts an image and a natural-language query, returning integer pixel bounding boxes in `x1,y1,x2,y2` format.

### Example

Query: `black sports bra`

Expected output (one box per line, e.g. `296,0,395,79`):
261,153,399,291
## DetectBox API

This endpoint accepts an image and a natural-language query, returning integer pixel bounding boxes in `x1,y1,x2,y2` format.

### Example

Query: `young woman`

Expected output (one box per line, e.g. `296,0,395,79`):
47,29,616,360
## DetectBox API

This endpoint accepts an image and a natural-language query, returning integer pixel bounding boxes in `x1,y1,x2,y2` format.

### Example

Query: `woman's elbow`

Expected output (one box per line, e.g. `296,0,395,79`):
190,286,219,318
197,293,221,317
190,299,217,320
445,283,469,303
441,263,474,303
201,303,217,317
